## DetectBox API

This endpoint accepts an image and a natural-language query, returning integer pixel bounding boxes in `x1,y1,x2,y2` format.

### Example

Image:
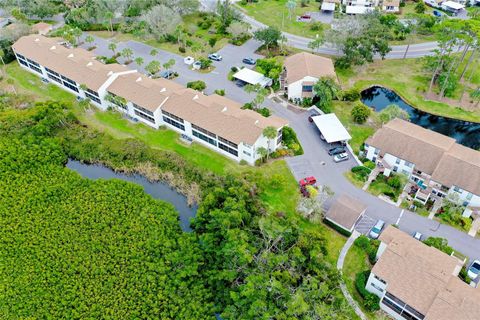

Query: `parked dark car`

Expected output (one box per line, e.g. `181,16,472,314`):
433,10,442,17
328,146,346,156
235,80,246,87
160,70,175,79
242,57,256,65
308,110,320,122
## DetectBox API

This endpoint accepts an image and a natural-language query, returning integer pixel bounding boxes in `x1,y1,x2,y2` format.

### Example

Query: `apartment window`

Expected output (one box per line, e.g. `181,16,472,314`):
26,58,40,67
192,123,216,139
243,150,251,157
193,129,216,146
374,275,386,284
219,142,238,157
85,92,100,103
18,59,28,67
16,53,26,61
29,64,42,74
395,158,400,164
162,110,184,123
382,298,403,315
374,148,379,155
405,161,413,168
466,193,473,200
45,67,60,78
61,75,76,86
371,283,384,292
244,143,252,149
87,88,99,97
453,186,461,192
302,85,313,92
47,73,62,84
133,103,154,116
276,136,282,145
135,110,155,124
63,82,79,93
393,166,398,172
218,136,237,149
163,116,184,131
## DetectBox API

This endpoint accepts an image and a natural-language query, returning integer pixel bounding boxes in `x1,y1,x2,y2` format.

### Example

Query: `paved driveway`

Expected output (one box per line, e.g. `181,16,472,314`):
79,32,480,263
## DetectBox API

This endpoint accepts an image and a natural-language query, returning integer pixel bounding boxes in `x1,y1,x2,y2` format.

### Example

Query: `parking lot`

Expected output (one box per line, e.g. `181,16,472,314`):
355,215,377,235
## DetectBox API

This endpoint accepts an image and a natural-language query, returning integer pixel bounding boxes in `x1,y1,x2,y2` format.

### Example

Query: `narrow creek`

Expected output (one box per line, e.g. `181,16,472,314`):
67,160,197,232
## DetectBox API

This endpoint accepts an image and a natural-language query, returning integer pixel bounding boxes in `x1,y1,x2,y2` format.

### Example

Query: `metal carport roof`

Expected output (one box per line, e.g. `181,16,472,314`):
312,113,351,143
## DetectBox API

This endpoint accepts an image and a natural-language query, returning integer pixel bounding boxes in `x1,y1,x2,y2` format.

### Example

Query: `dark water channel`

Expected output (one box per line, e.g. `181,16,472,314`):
361,86,480,150
66,160,197,232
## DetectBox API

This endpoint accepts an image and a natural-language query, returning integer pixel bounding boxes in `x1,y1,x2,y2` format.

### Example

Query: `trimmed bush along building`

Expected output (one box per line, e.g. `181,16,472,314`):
13,35,288,165
364,119,480,216
366,226,480,320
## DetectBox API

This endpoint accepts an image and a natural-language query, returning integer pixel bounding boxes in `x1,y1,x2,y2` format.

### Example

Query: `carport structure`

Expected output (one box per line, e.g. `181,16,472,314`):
233,68,272,88
311,113,351,144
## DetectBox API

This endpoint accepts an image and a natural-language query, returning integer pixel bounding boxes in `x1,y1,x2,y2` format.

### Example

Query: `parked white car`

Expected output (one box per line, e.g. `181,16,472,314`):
184,56,194,65
369,220,385,239
333,153,349,163
192,61,202,70
467,260,480,280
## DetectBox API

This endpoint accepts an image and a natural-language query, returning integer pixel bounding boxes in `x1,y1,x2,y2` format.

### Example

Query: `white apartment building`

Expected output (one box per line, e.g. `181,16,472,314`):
365,119,480,214
12,35,288,165
366,226,479,320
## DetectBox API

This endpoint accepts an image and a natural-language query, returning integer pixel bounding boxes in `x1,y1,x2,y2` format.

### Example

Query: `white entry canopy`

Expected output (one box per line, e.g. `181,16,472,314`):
233,68,272,87
312,113,351,143
321,2,336,11
442,1,464,10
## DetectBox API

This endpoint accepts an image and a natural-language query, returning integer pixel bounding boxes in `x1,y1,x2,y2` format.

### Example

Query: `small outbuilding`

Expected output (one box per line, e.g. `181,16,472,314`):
325,194,367,233
311,113,351,144
233,68,272,88
282,52,336,100
31,22,53,35
441,1,465,14
321,2,336,11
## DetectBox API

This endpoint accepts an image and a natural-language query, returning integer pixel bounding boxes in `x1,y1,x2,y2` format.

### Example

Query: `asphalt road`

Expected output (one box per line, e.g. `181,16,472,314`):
80,34,480,263
199,0,439,59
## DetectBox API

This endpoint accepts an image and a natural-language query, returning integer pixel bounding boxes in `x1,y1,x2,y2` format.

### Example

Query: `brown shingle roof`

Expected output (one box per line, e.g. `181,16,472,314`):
161,89,288,145
13,35,128,91
107,73,184,112
31,22,52,34
366,119,456,174
431,144,480,196
325,194,366,231
283,52,336,84
373,226,463,316
366,119,480,196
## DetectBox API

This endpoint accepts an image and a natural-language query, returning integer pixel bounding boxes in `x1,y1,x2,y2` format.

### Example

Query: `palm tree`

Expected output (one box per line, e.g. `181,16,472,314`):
263,126,277,160
85,35,95,48
308,35,325,54
104,11,114,35
150,49,158,57
134,57,144,66
121,48,134,62
108,42,117,56
145,60,161,76
162,58,175,71
313,77,340,112
256,146,268,163
71,27,82,46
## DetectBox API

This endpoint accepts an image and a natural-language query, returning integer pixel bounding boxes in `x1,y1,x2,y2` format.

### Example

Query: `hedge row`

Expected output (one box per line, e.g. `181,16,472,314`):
355,271,380,312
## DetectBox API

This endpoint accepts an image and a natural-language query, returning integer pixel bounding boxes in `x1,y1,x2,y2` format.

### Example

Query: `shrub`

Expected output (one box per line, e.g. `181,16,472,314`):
231,66,239,72
208,37,217,47
387,175,402,189
351,101,371,124
186,80,206,91
363,160,376,170
309,22,323,31
198,57,212,69
351,166,371,175
282,126,304,156
355,271,380,312
354,235,370,250
179,47,186,53
256,107,271,117
323,218,352,237
214,89,225,96
341,88,361,101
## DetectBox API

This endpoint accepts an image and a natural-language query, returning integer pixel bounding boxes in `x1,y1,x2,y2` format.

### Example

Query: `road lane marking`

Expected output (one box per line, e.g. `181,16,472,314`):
396,209,405,225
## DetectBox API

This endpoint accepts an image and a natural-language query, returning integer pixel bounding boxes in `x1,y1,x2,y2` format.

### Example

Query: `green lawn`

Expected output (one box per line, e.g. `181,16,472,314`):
337,58,480,123
90,13,230,58
332,101,379,154
344,171,367,189
237,0,327,39
367,174,405,202
343,245,384,320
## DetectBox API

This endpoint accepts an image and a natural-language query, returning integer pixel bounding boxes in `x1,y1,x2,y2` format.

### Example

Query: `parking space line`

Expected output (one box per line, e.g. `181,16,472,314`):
396,209,405,225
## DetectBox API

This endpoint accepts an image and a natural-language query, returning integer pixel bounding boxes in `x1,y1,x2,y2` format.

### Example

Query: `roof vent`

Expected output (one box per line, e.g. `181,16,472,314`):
68,53,74,58
86,62,93,66
160,88,166,92
107,71,113,76
35,38,40,42
222,107,227,112
50,45,56,50
255,120,259,125
136,77,142,82
193,94,199,100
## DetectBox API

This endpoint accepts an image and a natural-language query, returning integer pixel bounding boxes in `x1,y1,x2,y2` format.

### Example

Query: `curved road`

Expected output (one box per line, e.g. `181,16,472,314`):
200,0,439,59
